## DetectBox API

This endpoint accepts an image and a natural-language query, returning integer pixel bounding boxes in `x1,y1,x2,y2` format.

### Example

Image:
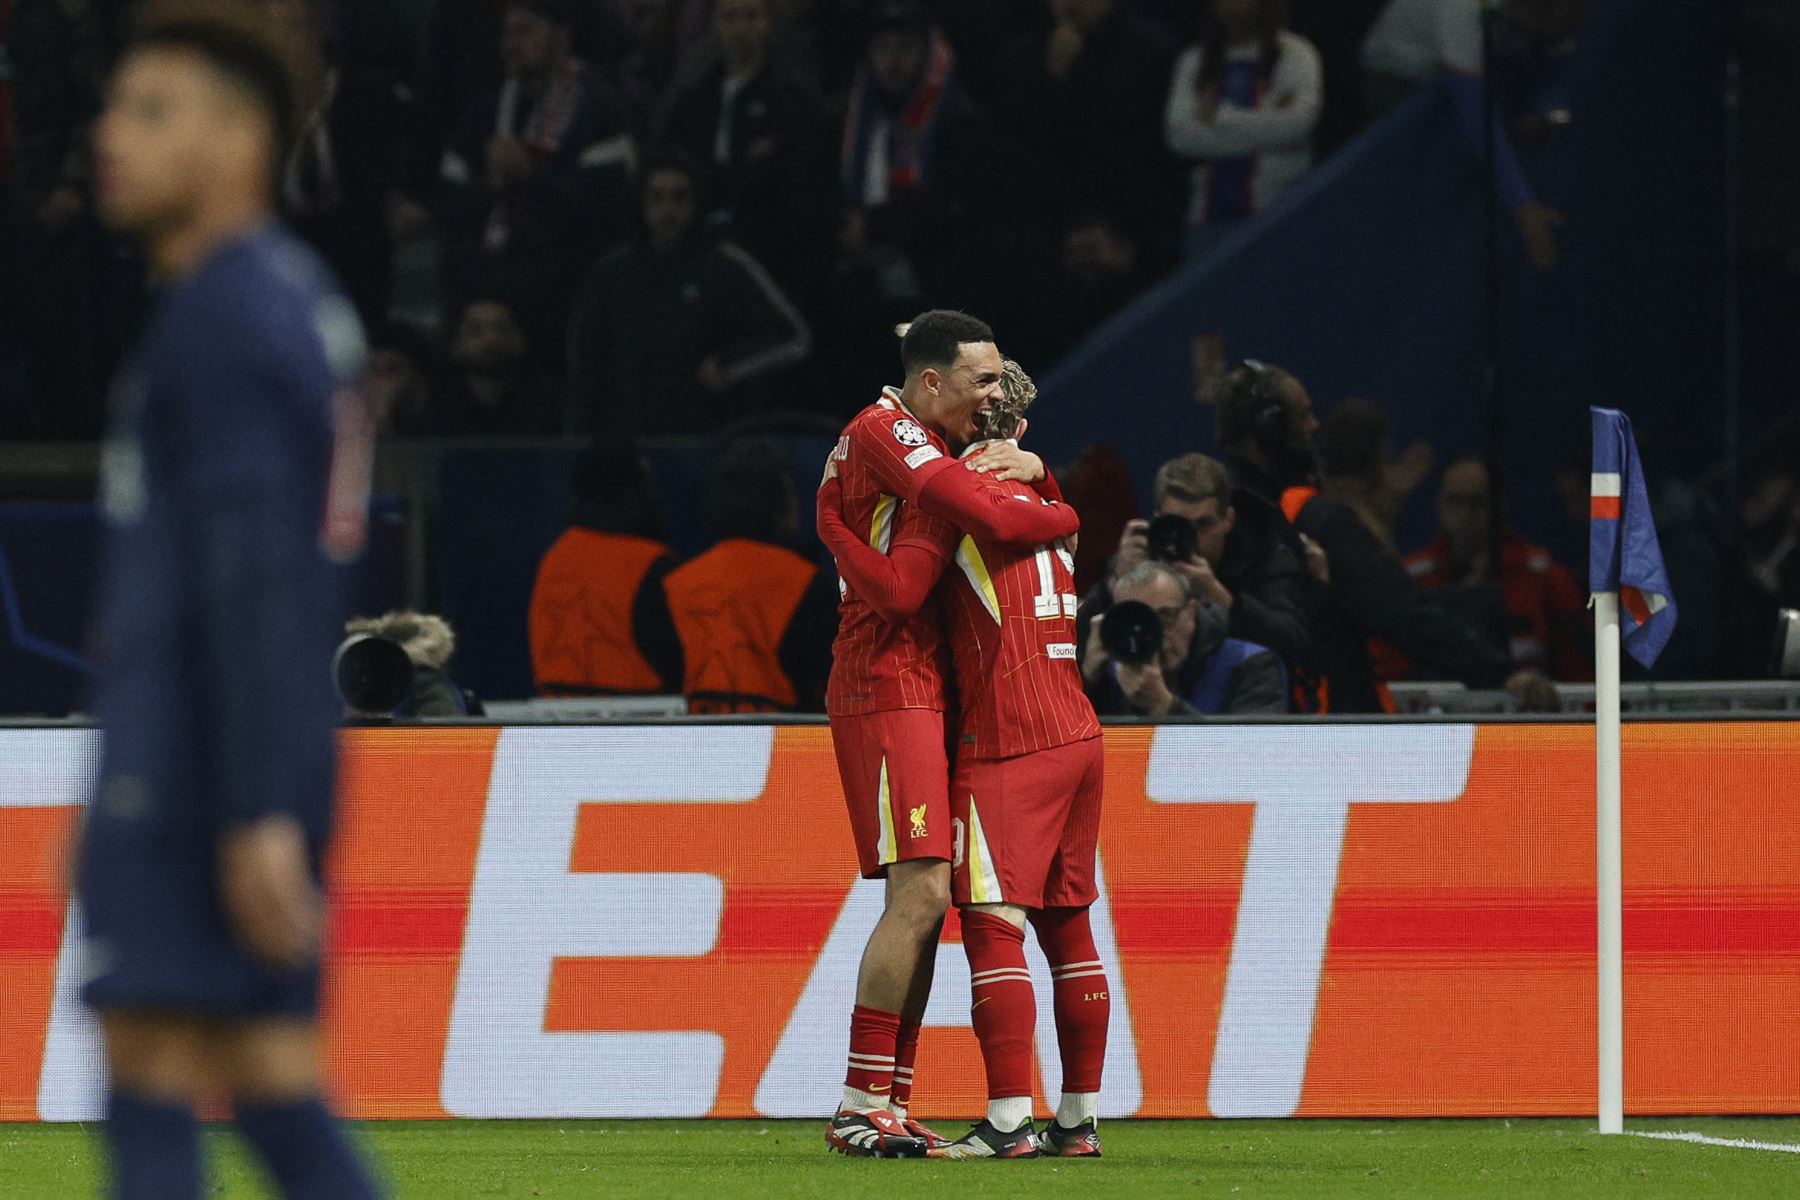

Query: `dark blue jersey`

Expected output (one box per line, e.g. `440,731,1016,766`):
88,223,370,854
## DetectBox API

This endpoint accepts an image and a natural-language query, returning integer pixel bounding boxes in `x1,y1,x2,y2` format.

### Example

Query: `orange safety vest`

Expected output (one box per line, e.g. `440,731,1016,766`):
529,529,673,695
664,538,817,714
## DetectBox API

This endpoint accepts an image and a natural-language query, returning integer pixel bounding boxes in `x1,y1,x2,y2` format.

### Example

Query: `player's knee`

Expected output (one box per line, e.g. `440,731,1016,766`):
887,861,951,932
221,1019,322,1102
99,1011,216,1101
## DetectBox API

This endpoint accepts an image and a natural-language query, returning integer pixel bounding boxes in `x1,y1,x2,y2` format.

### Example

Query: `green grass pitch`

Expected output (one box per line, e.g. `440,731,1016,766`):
5,1118,1799,1198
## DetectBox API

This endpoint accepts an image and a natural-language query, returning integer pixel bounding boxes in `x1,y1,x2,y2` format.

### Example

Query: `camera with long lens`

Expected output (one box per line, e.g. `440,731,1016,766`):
1145,513,1198,564
332,633,415,716
1099,600,1163,667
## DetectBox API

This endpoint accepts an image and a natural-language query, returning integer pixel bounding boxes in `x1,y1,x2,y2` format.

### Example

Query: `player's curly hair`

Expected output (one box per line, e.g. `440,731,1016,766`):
978,358,1036,441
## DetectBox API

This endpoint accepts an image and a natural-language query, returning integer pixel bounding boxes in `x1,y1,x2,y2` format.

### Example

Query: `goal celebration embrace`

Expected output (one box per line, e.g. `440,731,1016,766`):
815,310,1108,1161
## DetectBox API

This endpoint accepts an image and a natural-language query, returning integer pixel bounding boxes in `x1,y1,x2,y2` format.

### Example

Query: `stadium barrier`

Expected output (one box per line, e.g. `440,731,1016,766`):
3,721,1797,1122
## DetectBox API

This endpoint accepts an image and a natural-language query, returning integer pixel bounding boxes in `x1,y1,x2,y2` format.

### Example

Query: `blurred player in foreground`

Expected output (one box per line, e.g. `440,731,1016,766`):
75,3,382,1196
819,312,1075,1156
819,360,1109,1160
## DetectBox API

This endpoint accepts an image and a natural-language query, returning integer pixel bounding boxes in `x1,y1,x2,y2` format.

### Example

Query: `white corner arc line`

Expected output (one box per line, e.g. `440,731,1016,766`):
1627,1131,1800,1155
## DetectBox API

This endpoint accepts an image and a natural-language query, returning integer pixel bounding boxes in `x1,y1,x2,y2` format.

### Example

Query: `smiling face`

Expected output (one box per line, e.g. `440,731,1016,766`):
923,341,1005,449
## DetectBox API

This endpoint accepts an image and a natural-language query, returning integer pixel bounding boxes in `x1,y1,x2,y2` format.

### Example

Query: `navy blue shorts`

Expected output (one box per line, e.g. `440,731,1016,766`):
75,818,320,1019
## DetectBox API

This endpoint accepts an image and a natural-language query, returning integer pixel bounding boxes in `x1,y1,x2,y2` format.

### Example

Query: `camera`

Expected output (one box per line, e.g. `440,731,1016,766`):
333,633,415,716
1145,513,1198,564
1099,600,1163,667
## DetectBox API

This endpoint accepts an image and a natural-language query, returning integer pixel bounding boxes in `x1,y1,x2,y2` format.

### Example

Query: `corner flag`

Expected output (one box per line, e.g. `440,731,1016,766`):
1589,407,1677,668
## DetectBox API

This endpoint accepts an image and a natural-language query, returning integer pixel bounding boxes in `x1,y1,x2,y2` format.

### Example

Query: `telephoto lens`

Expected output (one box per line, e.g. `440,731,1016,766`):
1100,600,1164,667
332,633,415,715
1145,513,1198,563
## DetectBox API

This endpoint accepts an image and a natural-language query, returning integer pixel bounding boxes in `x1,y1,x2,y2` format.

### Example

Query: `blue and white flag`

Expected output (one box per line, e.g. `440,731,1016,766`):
1589,407,1677,667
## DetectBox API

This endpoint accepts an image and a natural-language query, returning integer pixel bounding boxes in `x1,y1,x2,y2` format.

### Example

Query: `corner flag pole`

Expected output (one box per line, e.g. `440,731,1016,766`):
1595,589,1624,1135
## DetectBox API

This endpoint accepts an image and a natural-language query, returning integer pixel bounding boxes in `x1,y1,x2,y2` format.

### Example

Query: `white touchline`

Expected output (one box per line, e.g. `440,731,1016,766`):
1628,1131,1800,1155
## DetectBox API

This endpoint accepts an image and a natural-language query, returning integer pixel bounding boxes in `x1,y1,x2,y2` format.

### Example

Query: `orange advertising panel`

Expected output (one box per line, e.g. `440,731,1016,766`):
2,722,1797,1121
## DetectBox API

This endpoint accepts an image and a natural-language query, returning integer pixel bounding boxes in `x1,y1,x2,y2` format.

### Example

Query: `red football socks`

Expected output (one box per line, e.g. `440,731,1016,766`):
844,1004,901,1107
891,1019,922,1113
1032,906,1109,1095
960,910,1036,1100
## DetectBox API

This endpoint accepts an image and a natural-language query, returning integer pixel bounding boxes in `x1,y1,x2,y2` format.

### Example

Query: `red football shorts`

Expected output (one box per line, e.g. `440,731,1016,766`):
951,735,1104,910
832,708,952,879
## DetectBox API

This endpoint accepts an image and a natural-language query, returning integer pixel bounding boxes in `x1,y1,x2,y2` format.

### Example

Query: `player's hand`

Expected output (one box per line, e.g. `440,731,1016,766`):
967,442,1044,483
1115,660,1176,716
1111,519,1150,578
819,450,839,488
219,814,322,971
1082,613,1110,684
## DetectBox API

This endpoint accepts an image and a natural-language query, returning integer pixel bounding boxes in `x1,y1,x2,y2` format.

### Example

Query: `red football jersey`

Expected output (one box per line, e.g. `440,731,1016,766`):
896,477,1101,760
824,389,956,716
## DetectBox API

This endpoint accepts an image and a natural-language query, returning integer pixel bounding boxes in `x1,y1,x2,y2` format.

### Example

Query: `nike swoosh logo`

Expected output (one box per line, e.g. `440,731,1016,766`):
972,997,992,1011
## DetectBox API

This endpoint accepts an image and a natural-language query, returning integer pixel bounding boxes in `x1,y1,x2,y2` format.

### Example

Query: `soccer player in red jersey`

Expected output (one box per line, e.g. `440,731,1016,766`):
821,313,1079,1158
819,360,1111,1160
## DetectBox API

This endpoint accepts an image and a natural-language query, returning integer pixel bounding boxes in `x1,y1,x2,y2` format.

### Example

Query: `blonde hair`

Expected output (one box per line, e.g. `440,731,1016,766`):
1152,452,1232,510
979,358,1037,441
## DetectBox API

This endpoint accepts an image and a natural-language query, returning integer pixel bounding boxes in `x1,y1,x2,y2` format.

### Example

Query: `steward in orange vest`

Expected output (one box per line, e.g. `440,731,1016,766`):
529,445,683,695
664,438,837,713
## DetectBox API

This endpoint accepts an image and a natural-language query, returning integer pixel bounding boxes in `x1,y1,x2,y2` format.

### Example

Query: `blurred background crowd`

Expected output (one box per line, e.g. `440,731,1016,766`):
0,0,1795,717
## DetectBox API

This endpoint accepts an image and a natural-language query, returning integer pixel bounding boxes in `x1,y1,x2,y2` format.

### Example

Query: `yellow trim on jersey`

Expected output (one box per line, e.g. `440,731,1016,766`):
955,536,1003,624
876,757,898,865
869,494,898,553
965,795,1002,904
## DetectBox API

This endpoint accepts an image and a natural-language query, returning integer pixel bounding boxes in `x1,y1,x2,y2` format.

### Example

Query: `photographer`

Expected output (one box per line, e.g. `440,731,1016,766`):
1080,452,1311,672
1083,561,1288,716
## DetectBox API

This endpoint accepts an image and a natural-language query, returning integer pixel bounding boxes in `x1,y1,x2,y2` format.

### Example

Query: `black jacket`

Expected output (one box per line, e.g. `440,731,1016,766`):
997,9,1180,242
656,65,836,290
1292,493,1510,712
567,233,811,436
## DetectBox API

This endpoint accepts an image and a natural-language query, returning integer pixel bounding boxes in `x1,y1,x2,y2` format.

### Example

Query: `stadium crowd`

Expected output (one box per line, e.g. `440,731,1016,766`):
4,0,1597,438
3,0,1792,716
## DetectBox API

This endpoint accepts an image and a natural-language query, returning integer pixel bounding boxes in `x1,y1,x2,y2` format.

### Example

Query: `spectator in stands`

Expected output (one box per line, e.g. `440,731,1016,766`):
655,0,835,290
1012,207,1153,366
437,295,565,435
1215,362,1518,711
435,0,636,356
823,2,1042,399
1360,0,1582,270
1079,451,1311,673
368,321,438,438
1163,0,1323,255
1083,561,1288,715
567,153,811,436
1746,463,1800,610
664,438,837,712
1400,455,1590,681
529,443,683,696
998,0,1179,251
264,0,416,324
1314,396,1433,552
